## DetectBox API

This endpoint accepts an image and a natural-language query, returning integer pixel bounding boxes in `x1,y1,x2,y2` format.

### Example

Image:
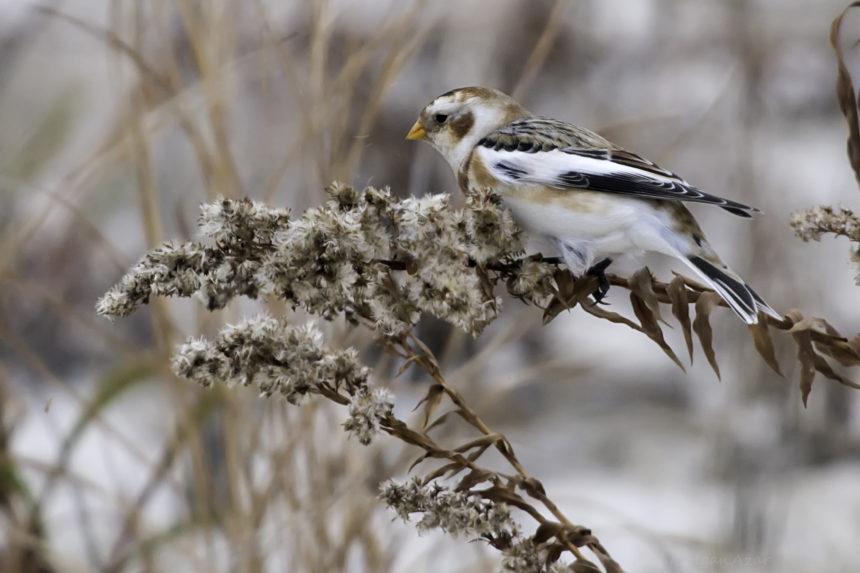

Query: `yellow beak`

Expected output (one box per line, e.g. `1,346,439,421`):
405,120,426,141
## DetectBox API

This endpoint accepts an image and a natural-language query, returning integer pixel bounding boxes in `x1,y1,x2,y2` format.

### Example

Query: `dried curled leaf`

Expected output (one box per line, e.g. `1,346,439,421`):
582,302,643,333
480,485,529,509
831,1,860,186
413,384,445,429
787,310,817,406
813,353,860,389
532,522,562,544
543,270,598,324
794,330,816,407
749,320,783,376
816,334,860,367
789,315,843,338
668,276,694,362
517,476,548,499
454,433,503,453
629,267,667,323
693,292,722,379
630,291,684,371
425,410,454,433
422,461,468,483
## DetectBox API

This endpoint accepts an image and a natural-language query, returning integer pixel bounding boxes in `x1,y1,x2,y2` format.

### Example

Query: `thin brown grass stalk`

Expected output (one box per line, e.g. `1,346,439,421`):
510,0,568,101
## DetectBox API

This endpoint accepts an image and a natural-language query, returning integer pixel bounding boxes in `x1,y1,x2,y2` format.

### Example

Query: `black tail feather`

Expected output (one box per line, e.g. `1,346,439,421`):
687,256,758,323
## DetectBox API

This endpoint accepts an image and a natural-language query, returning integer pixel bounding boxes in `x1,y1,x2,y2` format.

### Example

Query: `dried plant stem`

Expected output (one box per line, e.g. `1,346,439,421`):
388,333,612,566
605,271,849,341
292,313,611,567
384,253,859,402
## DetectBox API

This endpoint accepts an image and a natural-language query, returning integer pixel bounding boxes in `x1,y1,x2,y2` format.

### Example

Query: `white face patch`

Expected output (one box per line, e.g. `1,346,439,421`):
424,97,513,171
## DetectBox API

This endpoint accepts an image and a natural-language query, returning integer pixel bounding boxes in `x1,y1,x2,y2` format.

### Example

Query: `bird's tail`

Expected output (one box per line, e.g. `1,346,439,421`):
682,254,781,325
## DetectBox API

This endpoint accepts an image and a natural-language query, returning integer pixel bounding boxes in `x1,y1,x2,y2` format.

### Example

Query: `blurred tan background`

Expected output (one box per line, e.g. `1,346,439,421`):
1,1,859,571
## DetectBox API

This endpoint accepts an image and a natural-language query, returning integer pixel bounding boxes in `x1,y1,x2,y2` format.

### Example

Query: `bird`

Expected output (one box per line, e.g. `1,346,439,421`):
405,86,780,324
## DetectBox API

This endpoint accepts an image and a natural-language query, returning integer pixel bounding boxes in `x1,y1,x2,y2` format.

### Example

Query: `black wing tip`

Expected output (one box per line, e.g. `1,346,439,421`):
721,204,761,218
721,206,754,218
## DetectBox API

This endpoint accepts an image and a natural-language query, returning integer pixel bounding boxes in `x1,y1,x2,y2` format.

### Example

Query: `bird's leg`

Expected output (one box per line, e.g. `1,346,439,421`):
586,257,613,304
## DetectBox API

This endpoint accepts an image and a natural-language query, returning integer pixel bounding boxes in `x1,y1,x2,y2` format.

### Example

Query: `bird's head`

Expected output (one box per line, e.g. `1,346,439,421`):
406,86,530,171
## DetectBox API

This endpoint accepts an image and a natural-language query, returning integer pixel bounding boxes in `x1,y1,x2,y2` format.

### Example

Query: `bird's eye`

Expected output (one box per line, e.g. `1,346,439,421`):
434,113,448,124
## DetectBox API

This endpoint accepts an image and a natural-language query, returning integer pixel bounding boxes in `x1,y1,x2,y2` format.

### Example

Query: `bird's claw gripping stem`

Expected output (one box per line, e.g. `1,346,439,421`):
586,258,613,305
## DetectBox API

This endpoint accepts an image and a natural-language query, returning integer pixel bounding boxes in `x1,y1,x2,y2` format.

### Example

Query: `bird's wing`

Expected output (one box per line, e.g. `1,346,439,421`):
475,118,759,218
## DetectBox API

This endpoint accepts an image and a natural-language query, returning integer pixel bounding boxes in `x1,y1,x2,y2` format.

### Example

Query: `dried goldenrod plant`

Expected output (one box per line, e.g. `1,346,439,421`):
97,181,860,571
98,185,615,571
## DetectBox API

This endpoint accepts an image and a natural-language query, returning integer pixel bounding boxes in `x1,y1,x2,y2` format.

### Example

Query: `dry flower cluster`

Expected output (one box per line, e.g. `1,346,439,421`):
791,206,860,284
97,178,860,571
792,206,860,243
98,184,541,336
172,316,392,444
380,479,572,573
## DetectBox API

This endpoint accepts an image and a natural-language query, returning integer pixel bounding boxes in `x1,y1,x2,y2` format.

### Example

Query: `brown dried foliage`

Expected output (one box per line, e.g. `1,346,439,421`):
380,333,624,572
384,247,860,410
602,270,860,406
832,2,860,186
519,262,860,407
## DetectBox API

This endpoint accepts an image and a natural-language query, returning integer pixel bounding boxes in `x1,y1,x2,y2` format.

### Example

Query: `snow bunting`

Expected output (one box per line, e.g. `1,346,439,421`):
406,86,780,324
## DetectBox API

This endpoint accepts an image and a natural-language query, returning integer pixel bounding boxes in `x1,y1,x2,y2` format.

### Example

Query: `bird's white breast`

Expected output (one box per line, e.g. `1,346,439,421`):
463,149,680,264
497,184,674,260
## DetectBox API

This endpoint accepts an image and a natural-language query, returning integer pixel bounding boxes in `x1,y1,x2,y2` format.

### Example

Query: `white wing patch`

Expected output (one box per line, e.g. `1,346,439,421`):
476,145,759,218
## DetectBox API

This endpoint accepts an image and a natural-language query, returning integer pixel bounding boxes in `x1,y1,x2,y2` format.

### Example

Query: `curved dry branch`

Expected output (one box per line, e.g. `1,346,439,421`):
489,256,860,407
385,251,860,406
